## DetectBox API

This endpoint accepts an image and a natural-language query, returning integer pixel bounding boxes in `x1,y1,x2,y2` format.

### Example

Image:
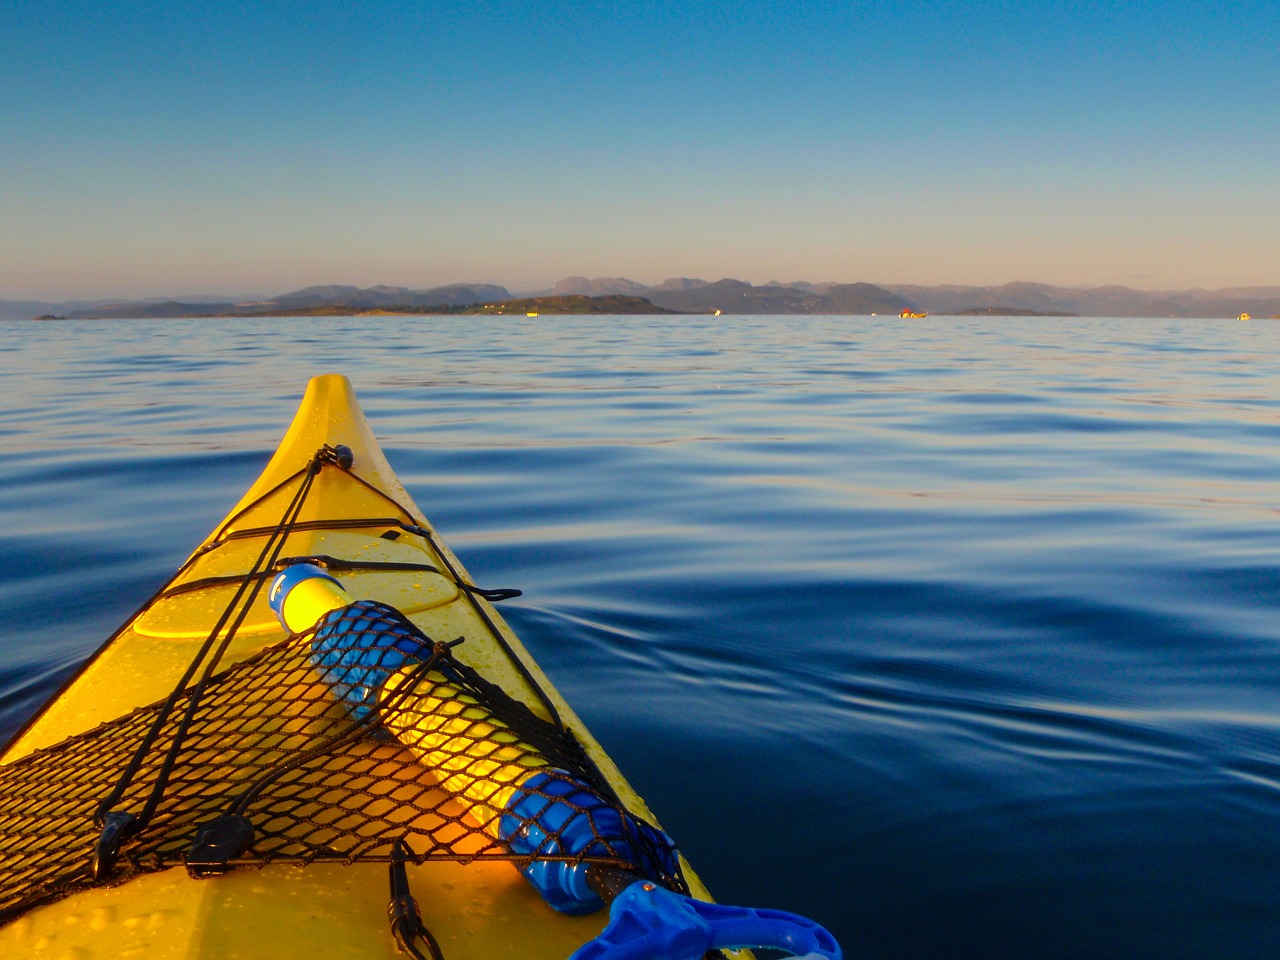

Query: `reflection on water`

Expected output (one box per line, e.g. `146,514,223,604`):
2,314,1279,958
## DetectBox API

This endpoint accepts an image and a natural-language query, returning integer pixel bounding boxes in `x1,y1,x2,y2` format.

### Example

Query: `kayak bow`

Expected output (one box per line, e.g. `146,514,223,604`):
0,375,839,960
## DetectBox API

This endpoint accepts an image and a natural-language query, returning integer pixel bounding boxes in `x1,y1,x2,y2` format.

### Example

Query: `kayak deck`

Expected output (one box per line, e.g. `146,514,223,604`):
0,375,712,959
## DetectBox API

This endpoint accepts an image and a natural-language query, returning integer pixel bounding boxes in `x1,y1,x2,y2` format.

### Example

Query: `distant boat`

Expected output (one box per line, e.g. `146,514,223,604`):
527,311,539,317
1238,312,1251,321
899,308,928,319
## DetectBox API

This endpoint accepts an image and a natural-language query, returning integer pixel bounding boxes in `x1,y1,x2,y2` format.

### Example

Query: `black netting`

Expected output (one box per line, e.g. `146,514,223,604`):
0,603,684,922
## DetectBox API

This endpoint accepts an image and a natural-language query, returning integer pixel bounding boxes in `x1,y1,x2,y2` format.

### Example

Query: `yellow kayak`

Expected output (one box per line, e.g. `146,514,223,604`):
0,375,838,960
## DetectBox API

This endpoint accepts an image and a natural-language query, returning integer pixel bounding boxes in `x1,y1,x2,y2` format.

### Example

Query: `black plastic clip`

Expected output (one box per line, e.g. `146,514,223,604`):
388,838,443,960
319,444,355,470
91,810,138,881
185,813,255,878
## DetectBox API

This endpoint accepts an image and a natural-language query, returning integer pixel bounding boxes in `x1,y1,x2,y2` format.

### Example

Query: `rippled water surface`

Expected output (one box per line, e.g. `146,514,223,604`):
2,315,1279,958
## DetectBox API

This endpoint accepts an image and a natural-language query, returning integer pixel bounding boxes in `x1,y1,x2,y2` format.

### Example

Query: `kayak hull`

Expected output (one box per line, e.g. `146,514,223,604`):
0,375,710,959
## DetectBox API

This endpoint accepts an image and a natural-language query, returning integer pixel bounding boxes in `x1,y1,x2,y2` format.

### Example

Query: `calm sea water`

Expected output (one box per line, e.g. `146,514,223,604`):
2,315,1279,958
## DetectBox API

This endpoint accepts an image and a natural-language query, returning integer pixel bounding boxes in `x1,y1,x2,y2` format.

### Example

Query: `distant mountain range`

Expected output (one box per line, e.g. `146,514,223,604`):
5,278,1279,320
545,277,1280,318
540,277,913,315
3,283,512,321
878,282,1280,319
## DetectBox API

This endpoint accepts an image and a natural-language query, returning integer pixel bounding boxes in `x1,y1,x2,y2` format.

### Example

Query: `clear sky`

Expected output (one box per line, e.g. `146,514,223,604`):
3,0,1277,299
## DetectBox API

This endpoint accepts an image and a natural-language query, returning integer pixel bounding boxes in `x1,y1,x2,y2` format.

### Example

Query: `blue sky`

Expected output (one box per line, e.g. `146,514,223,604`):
3,0,1277,298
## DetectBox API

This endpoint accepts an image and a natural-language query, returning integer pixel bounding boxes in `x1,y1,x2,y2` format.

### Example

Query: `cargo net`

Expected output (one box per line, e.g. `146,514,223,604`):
0,601,685,922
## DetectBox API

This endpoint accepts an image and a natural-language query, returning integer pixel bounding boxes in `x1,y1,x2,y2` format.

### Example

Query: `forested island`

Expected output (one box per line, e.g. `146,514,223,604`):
204,295,677,317
952,306,1078,317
